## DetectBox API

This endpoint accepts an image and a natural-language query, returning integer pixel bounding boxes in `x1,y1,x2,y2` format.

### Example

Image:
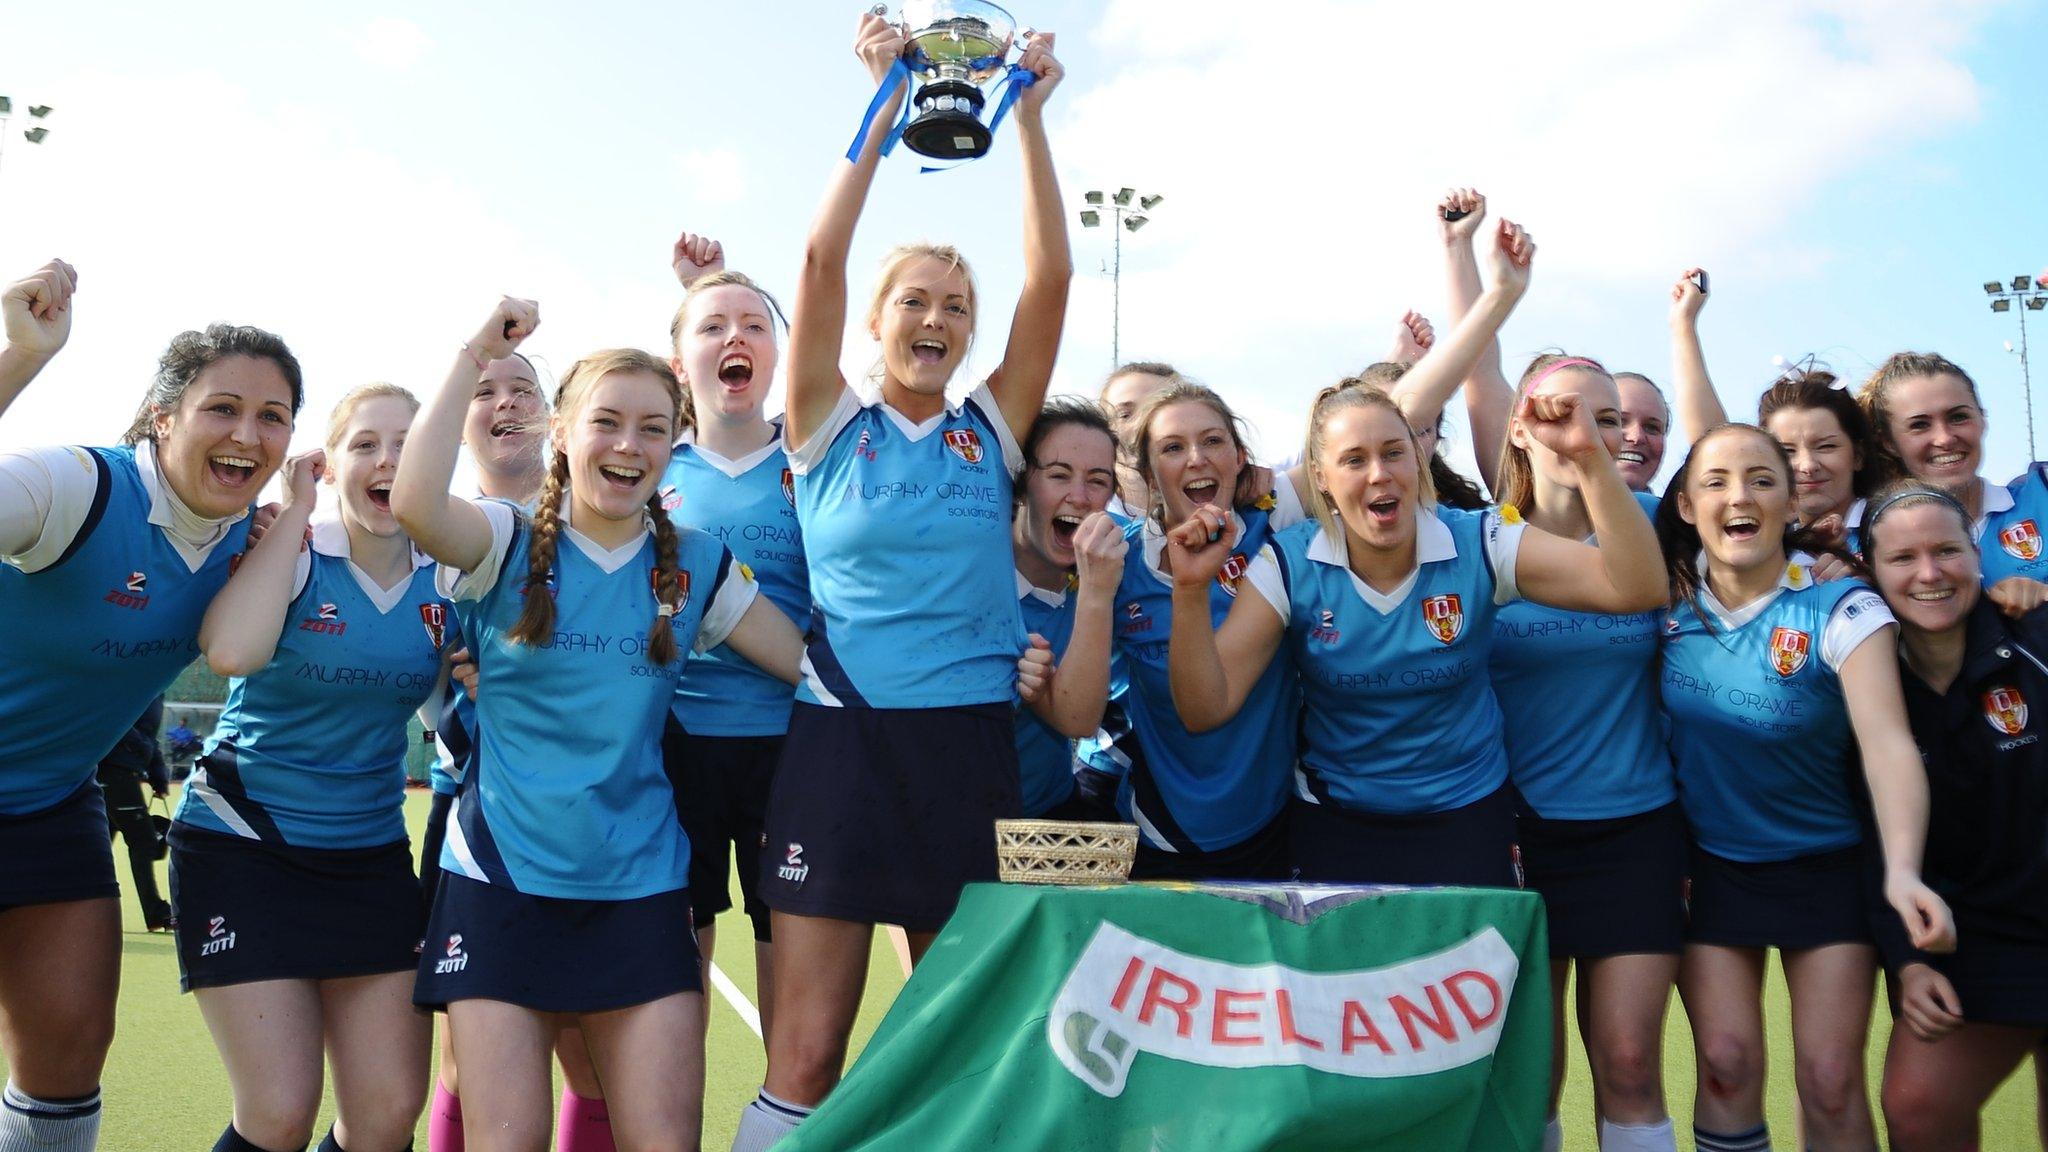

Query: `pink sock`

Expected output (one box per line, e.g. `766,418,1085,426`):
428,1082,464,1152
556,1089,615,1152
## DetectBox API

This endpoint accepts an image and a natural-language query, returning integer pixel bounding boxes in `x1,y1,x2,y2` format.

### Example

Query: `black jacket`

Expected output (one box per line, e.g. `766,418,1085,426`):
95,695,168,794
1871,600,2048,970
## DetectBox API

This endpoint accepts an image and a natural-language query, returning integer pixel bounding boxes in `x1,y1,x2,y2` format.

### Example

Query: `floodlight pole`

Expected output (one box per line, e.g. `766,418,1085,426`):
1078,189,1165,369
1985,275,2048,462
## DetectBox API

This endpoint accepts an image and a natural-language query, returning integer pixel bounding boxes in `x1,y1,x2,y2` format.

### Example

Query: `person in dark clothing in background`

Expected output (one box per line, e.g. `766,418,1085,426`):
96,696,173,931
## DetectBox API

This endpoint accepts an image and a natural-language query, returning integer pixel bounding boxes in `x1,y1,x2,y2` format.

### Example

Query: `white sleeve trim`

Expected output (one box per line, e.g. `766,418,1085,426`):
784,387,863,476
695,554,759,652
1267,471,1307,531
291,548,313,600
0,446,101,573
1486,513,1527,606
968,383,1027,477
1242,544,1289,621
435,500,517,603
1821,588,1895,671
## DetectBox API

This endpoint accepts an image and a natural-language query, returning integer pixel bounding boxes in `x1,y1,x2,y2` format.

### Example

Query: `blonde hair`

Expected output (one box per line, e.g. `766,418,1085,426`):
1302,383,1435,543
323,383,419,453
506,349,685,666
1493,353,1613,510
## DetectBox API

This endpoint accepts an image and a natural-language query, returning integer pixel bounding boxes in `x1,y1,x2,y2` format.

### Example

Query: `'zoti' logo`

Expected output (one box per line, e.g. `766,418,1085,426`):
127,571,147,593
419,603,447,649
1768,626,1811,677
778,842,810,884
1421,594,1464,645
200,915,236,957
2000,519,2043,562
318,602,340,621
1984,685,2029,736
1217,553,1250,596
781,468,796,506
943,428,986,465
658,484,682,513
433,933,469,974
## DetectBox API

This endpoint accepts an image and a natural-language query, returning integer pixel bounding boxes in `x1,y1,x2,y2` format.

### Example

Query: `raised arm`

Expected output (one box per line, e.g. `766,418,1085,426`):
392,299,538,571
1506,392,1667,614
671,232,726,289
785,14,907,449
1839,629,1956,953
1028,512,1122,737
200,451,323,676
0,260,78,423
1165,504,1286,731
1436,190,1516,491
985,33,1072,440
1669,267,1725,443
1392,216,1534,461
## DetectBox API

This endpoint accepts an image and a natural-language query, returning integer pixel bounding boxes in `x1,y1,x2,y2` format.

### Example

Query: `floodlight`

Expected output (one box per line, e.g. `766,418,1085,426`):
1139,194,1164,210
1992,299,2012,313
28,106,50,118
22,128,46,144
1079,210,1100,228
2029,298,2047,312
1114,187,1135,206
1986,282,2005,295
2017,276,2036,292
0,97,11,115
1084,190,1103,206
1125,215,1148,232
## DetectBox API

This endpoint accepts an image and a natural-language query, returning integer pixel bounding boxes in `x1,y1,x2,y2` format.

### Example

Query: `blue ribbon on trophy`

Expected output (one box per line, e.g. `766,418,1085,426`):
845,1,1033,171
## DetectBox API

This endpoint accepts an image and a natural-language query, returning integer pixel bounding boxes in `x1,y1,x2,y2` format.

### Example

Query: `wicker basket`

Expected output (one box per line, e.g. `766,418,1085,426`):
995,819,1139,886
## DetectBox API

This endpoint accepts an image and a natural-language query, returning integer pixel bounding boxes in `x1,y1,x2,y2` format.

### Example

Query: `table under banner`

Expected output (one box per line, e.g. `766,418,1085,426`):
782,881,1551,1151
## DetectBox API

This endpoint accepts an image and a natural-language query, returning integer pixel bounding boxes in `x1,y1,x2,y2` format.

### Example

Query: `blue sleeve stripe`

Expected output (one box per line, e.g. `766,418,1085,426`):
48,446,114,572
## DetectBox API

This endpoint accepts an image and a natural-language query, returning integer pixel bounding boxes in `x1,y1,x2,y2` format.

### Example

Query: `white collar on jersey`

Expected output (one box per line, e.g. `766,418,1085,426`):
877,391,971,443
561,513,655,573
1692,550,1818,630
1015,567,1068,608
1141,509,1247,577
1304,513,1457,615
304,518,432,613
676,425,783,478
135,438,248,570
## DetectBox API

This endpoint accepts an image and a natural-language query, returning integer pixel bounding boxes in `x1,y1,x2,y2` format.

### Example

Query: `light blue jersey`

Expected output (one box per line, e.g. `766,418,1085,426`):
1975,467,2048,587
178,522,447,848
1661,557,1894,862
438,500,757,899
1111,507,1296,852
429,492,536,797
1016,571,1079,817
1245,509,1524,817
0,444,249,815
1489,493,1676,820
662,425,807,736
788,386,1025,709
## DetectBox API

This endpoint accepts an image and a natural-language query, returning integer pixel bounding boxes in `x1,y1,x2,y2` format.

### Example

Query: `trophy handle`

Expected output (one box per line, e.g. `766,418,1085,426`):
868,3,888,13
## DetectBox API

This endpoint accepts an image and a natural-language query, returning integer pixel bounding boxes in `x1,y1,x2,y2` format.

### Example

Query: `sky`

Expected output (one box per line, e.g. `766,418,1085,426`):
3,0,2046,493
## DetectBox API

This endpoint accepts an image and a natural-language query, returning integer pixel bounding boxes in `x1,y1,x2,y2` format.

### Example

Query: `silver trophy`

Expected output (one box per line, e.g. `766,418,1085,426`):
881,0,1023,160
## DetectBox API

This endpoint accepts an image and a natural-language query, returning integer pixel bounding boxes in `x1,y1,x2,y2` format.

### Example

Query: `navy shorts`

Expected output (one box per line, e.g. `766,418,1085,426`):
420,790,454,907
1685,844,1872,950
663,718,779,940
1289,784,1520,888
0,776,119,910
414,872,701,1014
1518,802,1687,959
761,701,1020,933
170,824,424,991
1131,808,1290,882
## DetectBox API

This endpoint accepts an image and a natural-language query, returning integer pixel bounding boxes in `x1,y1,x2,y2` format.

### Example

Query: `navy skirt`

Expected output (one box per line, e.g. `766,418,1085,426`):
0,777,119,910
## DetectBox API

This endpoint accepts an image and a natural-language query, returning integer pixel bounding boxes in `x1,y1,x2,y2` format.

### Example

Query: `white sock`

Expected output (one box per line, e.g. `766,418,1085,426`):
1599,1115,1677,1152
0,1082,102,1152
730,1088,810,1152
1542,1115,1563,1152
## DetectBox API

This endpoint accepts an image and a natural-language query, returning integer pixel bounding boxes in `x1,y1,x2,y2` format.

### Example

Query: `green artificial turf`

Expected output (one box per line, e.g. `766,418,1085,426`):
3,788,2037,1149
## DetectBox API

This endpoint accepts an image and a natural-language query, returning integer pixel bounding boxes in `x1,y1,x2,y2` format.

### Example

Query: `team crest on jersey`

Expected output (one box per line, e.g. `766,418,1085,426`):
651,569,692,613
1983,685,2029,736
658,484,682,512
1217,553,1250,596
1999,519,2043,562
943,428,986,465
781,468,796,506
1767,626,1811,677
419,603,447,649
1421,594,1464,645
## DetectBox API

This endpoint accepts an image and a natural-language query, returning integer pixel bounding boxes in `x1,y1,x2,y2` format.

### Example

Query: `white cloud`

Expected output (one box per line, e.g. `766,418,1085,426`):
355,17,433,71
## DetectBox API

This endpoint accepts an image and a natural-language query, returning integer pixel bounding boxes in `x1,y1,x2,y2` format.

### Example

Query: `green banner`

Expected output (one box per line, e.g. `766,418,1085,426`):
782,882,1550,1151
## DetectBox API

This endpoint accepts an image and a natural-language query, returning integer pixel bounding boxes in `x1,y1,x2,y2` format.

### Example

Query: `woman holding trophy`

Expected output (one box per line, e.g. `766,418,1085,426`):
731,10,1069,1151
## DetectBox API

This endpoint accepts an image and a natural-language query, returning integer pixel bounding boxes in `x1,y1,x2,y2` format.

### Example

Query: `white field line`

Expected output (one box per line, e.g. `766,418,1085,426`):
709,961,763,1038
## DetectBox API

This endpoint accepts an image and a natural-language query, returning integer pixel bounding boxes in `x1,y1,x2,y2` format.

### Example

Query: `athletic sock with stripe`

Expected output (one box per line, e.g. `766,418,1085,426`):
730,1088,812,1152
1599,1116,1678,1152
1541,1115,1563,1152
1694,1122,1773,1152
210,1121,304,1152
0,1082,102,1152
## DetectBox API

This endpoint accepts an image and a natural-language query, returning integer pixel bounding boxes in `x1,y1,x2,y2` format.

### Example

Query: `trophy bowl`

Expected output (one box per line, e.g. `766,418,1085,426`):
896,0,1020,160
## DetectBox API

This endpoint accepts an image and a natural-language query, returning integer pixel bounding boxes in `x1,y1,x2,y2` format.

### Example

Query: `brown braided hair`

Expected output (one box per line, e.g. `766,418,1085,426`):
506,348,686,666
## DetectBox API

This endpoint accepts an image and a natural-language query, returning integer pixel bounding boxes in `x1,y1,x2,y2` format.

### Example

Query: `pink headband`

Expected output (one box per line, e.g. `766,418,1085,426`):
1520,357,1602,398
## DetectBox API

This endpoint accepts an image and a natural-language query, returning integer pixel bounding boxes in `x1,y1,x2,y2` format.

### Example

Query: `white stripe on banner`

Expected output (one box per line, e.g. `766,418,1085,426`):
709,962,763,1038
